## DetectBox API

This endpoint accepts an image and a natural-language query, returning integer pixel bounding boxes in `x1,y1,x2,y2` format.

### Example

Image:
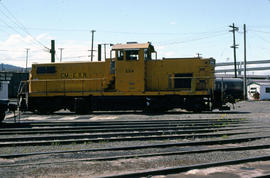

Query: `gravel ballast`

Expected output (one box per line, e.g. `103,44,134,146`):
1,101,270,177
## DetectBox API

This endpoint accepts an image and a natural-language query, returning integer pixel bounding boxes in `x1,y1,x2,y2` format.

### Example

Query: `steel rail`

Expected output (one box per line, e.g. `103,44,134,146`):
3,118,243,124
1,118,245,126
0,131,250,147
253,174,270,178
1,135,269,159
100,155,270,178
0,125,256,135
0,123,244,133
1,144,270,168
0,128,252,142
0,119,245,129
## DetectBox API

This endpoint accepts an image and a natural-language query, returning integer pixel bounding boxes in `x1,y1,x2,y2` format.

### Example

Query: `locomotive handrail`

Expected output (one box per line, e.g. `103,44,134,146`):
28,78,105,82
28,77,108,96
17,81,28,96
169,76,214,79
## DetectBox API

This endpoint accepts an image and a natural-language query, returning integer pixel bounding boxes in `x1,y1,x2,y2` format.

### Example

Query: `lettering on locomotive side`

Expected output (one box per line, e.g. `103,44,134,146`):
125,69,134,73
60,72,87,79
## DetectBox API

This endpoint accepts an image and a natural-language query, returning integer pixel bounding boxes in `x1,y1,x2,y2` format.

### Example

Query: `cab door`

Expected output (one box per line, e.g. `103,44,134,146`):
115,49,145,92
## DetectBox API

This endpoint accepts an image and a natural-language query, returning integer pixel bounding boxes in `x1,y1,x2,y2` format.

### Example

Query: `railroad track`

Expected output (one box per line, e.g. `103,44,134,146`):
0,131,251,147
0,125,247,135
0,119,245,128
1,135,270,159
100,155,270,178
1,135,270,177
0,118,253,147
0,118,247,135
1,143,270,168
1,117,269,177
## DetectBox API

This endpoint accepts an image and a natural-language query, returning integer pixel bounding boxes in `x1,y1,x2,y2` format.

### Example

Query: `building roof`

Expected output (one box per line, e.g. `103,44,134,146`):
248,81,270,86
112,42,151,50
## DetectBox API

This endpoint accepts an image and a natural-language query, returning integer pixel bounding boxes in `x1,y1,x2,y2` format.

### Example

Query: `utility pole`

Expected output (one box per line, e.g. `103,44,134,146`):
50,40,55,63
229,23,239,78
243,24,247,100
25,48,30,72
59,48,64,62
90,30,96,61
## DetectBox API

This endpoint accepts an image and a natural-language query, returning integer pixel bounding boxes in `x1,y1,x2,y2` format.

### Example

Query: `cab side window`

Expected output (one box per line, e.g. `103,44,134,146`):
117,50,124,61
144,49,151,61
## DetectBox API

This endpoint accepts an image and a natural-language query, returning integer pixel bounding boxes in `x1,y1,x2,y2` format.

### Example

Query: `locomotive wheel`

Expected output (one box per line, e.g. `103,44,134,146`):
74,98,89,114
36,106,55,115
184,97,205,113
37,109,53,115
144,97,168,113
191,106,202,113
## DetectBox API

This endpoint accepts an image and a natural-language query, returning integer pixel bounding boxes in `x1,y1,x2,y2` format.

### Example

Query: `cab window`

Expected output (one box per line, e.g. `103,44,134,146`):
117,50,124,61
126,50,139,60
144,49,151,60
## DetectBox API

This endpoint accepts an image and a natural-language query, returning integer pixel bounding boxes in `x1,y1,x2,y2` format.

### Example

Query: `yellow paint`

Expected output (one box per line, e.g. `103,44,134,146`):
28,42,215,97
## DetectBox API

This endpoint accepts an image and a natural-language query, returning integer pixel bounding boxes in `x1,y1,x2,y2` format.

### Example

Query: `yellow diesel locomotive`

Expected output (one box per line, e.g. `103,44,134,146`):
19,42,215,113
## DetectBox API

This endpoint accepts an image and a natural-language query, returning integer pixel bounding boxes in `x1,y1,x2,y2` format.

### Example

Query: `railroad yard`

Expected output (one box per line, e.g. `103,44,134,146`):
0,101,270,178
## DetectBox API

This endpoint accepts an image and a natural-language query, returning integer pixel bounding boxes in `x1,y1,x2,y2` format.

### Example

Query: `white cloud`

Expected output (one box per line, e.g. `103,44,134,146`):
0,34,52,67
0,34,97,67
169,21,176,25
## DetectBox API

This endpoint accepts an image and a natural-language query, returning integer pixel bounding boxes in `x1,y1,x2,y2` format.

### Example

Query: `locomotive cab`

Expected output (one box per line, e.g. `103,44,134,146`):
112,42,156,92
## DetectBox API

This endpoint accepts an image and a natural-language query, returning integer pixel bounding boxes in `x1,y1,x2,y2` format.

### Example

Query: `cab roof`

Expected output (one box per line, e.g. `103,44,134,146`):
112,42,152,50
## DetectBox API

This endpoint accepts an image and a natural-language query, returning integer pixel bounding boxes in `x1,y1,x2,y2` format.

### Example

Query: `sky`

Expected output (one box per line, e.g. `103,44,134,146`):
0,0,270,75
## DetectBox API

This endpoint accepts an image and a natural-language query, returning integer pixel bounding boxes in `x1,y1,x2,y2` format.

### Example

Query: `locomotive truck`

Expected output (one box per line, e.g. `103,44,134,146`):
18,42,216,114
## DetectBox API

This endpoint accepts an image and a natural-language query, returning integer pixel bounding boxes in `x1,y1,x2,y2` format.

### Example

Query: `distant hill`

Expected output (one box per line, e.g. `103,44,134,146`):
1,63,26,72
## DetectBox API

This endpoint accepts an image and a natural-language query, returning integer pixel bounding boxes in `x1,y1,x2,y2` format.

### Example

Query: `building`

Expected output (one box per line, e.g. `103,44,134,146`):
0,81,9,122
0,72,29,98
247,81,270,100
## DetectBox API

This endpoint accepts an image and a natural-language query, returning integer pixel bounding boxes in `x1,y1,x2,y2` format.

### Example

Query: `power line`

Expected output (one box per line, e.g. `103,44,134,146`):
0,14,47,51
98,29,227,36
249,29,270,34
61,55,89,60
0,1,49,51
0,26,11,36
157,32,228,46
0,24,227,36
251,32,270,44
